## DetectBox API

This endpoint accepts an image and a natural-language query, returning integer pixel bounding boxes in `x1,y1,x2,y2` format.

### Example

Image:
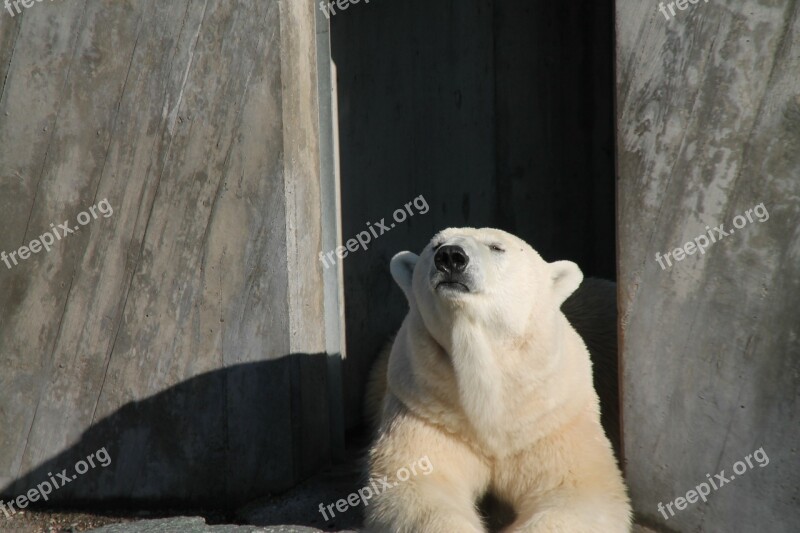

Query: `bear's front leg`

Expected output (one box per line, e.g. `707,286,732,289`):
365,399,490,533
503,493,632,533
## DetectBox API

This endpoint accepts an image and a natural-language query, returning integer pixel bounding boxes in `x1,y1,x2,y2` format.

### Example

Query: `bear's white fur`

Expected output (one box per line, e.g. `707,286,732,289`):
364,278,621,449
365,228,631,533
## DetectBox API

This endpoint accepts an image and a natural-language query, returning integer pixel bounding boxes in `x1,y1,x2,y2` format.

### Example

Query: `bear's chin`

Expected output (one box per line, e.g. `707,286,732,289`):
435,281,471,293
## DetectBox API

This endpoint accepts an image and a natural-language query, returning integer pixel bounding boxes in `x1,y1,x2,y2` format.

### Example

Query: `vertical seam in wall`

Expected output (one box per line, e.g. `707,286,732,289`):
0,7,23,110
15,0,90,480
315,0,346,460
276,0,298,485
278,0,314,484
611,0,626,469
88,0,149,428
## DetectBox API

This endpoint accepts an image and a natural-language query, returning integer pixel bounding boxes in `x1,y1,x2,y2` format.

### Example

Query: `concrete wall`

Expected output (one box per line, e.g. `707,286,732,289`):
330,0,616,429
617,1,800,531
0,0,338,505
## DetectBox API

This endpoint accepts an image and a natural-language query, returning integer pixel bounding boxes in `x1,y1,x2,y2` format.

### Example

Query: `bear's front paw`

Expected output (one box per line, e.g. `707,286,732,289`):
365,514,486,533
502,505,631,533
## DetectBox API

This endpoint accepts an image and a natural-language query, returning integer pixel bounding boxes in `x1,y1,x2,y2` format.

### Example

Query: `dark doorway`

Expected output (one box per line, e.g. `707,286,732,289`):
330,0,616,431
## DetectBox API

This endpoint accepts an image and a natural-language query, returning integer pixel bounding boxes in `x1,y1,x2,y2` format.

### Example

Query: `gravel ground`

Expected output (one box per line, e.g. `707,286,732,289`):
0,512,350,533
0,509,659,533
0,508,226,533
0,509,132,532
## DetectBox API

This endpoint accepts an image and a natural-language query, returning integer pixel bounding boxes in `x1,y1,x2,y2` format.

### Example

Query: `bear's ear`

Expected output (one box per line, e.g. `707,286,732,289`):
390,251,418,301
549,260,583,304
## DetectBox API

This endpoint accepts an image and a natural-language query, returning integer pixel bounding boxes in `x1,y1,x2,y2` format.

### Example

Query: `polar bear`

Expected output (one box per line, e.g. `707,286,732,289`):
365,228,631,533
364,278,621,455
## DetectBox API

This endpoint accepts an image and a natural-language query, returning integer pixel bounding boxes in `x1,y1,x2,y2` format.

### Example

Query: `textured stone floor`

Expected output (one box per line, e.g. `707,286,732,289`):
87,517,656,532
87,517,347,533
86,516,656,532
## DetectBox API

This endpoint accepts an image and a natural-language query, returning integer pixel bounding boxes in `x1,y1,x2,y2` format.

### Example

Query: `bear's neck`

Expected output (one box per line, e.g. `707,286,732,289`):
448,317,505,439
445,314,592,454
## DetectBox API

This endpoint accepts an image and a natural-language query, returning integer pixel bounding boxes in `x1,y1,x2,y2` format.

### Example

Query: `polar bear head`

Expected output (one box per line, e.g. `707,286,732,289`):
390,227,583,346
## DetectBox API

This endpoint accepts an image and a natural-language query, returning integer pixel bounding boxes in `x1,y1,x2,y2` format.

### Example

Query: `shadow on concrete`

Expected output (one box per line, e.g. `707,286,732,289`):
1,353,335,511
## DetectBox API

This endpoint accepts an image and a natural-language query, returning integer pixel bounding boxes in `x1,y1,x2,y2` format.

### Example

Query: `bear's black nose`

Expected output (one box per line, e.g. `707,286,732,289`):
434,245,469,274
